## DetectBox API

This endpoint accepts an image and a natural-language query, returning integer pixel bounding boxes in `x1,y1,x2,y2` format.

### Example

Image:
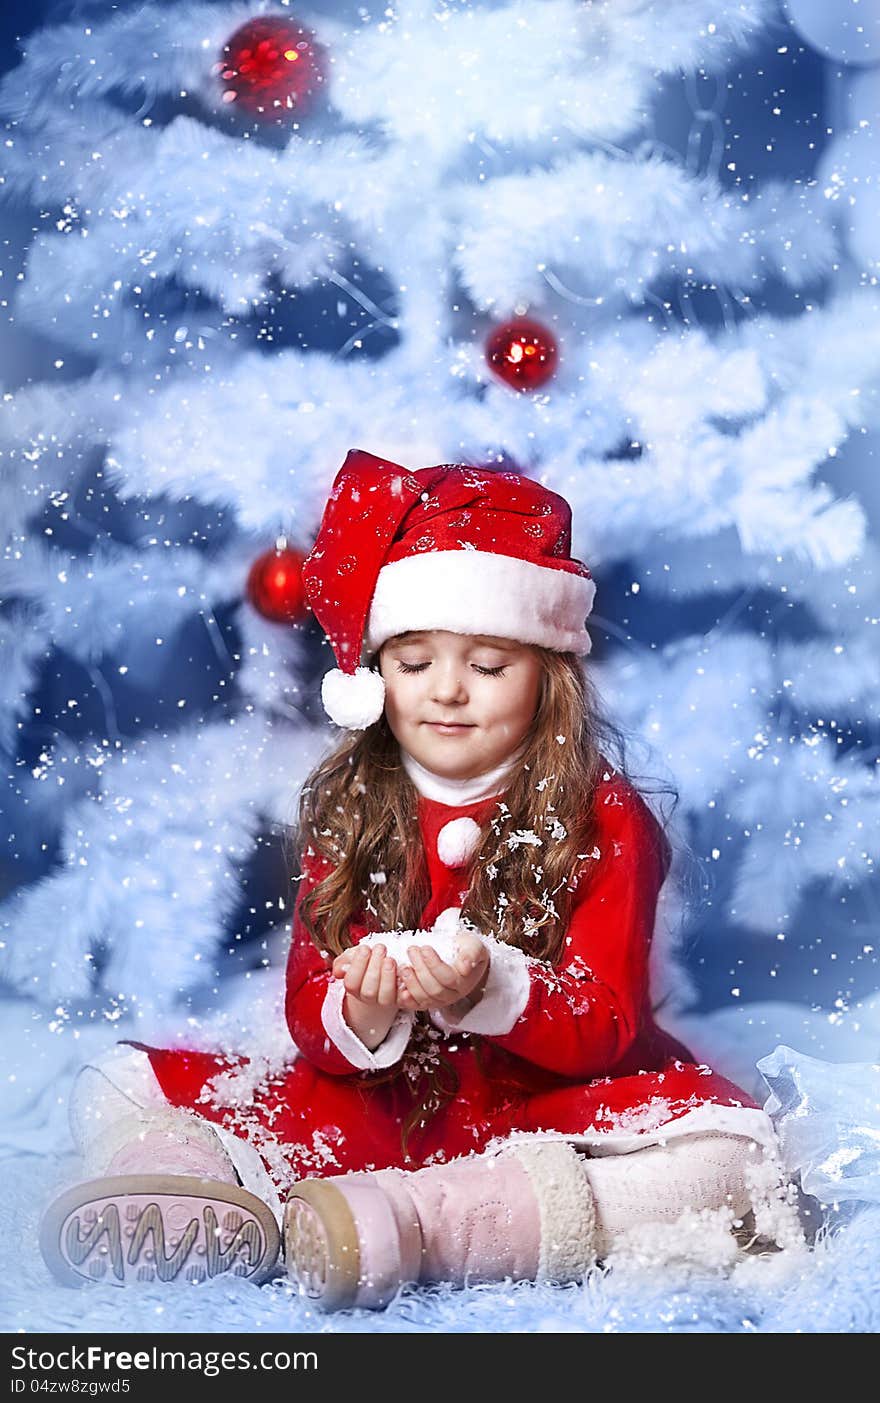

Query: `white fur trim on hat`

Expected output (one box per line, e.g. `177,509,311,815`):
436,817,482,868
321,666,386,729
365,550,595,656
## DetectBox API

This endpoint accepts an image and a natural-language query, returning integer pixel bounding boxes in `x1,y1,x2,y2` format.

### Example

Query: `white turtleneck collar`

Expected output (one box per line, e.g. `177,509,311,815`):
400,741,527,806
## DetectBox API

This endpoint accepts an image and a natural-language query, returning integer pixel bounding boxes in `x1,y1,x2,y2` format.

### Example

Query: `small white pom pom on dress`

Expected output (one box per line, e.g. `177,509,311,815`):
436,817,482,868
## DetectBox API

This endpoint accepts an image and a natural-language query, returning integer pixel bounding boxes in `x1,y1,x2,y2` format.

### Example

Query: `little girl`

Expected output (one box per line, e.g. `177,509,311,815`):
40,450,803,1307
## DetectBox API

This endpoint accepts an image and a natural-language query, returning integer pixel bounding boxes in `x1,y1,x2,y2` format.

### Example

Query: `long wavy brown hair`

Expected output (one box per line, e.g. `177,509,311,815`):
286,642,680,1158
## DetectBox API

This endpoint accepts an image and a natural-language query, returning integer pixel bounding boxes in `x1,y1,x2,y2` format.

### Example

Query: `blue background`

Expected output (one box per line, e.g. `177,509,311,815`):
1,2,876,1019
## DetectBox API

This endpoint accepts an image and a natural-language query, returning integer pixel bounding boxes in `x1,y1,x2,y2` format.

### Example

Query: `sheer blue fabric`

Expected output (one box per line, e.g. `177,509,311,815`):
758,1045,880,1205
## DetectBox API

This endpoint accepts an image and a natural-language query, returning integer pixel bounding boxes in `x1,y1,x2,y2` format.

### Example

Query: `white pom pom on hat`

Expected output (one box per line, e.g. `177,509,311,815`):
302,449,596,730
321,666,386,730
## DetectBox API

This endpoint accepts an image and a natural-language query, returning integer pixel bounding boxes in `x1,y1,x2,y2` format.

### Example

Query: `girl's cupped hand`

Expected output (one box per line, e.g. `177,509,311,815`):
331,943,399,1009
398,931,490,1014
330,932,490,1015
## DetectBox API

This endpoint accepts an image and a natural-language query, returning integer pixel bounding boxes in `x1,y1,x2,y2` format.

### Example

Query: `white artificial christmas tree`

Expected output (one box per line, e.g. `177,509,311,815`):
1,0,877,1061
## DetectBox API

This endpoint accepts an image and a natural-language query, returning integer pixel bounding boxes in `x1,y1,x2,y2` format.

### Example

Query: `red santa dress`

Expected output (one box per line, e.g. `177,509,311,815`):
114,756,775,1203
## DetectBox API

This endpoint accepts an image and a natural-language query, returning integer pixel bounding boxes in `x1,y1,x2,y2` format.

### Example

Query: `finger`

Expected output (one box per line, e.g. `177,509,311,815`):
455,933,485,965
343,967,364,997
342,945,371,995
453,947,483,977
456,938,489,975
359,945,387,1003
399,962,431,1004
408,946,456,998
377,957,398,1008
396,984,417,1012
342,944,370,968
401,966,431,1010
415,945,463,991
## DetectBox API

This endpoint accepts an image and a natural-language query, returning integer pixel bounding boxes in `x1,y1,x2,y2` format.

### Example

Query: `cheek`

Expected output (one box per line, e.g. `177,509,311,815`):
514,672,542,724
382,675,419,720
378,670,398,712
484,679,537,725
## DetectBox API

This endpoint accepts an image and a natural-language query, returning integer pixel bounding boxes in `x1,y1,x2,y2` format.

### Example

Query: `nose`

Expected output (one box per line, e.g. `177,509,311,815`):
431,660,469,705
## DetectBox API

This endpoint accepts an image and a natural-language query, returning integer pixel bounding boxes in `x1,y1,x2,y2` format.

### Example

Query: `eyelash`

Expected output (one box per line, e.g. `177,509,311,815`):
395,661,508,677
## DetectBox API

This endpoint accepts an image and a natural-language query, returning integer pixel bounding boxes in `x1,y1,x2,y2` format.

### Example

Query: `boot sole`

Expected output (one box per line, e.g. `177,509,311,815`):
40,1175,281,1288
284,1180,361,1310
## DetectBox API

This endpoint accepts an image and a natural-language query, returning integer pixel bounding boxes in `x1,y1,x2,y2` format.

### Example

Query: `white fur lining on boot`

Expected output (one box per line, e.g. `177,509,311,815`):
503,1140,597,1283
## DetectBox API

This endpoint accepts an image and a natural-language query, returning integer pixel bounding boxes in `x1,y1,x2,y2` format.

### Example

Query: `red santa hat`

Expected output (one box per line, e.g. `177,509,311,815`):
301,449,596,729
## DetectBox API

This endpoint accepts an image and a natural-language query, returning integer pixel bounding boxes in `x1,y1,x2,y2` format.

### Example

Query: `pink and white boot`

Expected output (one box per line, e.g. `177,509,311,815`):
41,1086,280,1289
283,1129,803,1311
284,1140,596,1310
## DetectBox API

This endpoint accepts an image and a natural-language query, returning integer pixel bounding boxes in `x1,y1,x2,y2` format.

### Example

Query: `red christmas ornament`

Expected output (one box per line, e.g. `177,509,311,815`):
485,317,559,392
216,16,326,119
246,541,308,623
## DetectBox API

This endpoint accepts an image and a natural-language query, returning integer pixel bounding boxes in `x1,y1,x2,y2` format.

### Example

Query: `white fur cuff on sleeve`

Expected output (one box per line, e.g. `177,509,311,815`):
430,937,532,1037
321,978,414,1070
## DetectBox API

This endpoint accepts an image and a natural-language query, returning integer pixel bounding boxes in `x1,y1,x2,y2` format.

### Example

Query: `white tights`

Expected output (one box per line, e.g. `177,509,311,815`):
582,1131,776,1258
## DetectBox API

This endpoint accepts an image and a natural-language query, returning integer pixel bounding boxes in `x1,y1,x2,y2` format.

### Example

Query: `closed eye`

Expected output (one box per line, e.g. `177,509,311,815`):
395,661,508,677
